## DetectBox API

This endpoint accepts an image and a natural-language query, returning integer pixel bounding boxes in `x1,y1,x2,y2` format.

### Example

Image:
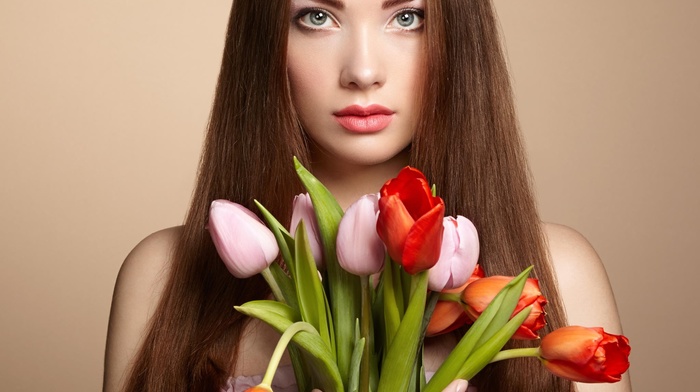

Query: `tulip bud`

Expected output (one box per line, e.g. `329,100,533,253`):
208,200,279,278
462,275,547,339
376,167,445,274
336,194,385,276
539,326,631,383
290,193,324,269
428,216,479,291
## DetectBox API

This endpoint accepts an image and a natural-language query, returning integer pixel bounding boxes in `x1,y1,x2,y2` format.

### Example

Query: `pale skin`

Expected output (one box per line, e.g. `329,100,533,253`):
104,0,631,391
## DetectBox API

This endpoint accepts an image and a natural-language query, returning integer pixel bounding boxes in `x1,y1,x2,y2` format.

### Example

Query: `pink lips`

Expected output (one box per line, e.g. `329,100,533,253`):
333,104,395,133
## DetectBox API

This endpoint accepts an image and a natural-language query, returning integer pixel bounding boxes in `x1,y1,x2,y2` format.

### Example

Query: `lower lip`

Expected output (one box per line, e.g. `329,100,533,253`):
334,114,394,133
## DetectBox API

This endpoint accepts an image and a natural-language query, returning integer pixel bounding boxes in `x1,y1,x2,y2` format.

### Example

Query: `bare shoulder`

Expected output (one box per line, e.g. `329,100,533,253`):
103,226,182,392
542,222,622,332
543,223,631,392
116,226,181,289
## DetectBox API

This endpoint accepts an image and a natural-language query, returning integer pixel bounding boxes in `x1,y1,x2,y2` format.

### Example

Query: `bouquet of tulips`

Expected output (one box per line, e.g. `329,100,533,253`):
208,158,630,392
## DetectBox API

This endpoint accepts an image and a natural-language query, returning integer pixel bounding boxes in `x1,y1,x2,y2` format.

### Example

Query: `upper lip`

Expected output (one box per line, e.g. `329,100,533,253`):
334,104,394,116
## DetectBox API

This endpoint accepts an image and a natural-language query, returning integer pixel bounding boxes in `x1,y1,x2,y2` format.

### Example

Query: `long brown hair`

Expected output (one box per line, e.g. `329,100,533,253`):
125,1,572,391
412,1,572,391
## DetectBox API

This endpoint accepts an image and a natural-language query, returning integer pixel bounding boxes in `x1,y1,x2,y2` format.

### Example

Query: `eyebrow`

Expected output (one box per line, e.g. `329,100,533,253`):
382,0,415,9
306,0,415,11
308,0,345,10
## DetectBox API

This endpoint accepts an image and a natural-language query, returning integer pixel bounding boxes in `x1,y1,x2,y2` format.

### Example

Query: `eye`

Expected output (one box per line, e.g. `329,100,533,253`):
389,9,424,31
297,9,339,30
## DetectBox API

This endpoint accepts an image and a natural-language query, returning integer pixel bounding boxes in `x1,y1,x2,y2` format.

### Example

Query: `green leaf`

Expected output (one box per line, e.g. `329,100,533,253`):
255,200,296,275
294,221,332,349
236,300,299,323
235,303,344,392
295,157,361,384
377,271,429,392
475,266,533,346
268,262,299,311
457,306,533,380
348,320,365,392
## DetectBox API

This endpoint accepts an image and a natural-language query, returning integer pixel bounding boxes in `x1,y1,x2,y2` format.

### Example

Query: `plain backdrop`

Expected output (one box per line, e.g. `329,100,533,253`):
1,1,698,391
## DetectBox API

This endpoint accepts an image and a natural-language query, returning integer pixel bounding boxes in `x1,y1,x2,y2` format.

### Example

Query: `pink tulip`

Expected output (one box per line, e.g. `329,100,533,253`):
337,194,385,276
208,200,279,278
290,193,324,269
428,216,480,291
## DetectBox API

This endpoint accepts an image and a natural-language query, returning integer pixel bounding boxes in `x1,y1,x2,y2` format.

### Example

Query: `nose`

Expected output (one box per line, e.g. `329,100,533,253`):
339,28,386,90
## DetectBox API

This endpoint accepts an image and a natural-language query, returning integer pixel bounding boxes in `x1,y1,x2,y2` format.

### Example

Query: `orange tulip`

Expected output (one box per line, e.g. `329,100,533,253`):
462,275,547,339
426,282,470,336
426,265,484,336
539,326,631,383
244,385,273,392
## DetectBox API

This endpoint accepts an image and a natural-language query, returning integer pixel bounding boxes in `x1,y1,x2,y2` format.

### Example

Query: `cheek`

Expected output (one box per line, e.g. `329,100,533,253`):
287,38,337,109
287,54,315,104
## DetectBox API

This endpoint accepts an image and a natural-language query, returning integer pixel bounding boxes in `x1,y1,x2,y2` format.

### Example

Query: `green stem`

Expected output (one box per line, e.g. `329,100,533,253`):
383,256,400,349
261,322,317,386
261,266,284,302
437,293,462,303
489,347,540,363
360,275,372,392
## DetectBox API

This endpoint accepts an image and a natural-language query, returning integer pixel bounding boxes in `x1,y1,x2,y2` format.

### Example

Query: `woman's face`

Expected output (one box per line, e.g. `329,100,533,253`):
288,0,426,168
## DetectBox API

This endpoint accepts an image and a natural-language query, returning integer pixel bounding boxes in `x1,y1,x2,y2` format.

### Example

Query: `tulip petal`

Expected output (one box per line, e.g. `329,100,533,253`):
402,202,445,274
428,219,459,291
337,194,385,276
541,326,603,364
450,216,479,287
426,301,469,336
377,194,415,262
290,193,324,268
380,167,435,219
429,216,480,291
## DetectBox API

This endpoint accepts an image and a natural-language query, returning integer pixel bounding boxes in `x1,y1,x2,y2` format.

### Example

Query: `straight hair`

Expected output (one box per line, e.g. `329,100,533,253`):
413,1,572,391
125,1,573,391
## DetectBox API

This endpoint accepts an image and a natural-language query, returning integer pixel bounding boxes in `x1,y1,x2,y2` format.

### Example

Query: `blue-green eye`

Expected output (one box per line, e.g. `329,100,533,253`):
390,10,424,31
309,11,328,26
397,13,415,27
297,9,338,29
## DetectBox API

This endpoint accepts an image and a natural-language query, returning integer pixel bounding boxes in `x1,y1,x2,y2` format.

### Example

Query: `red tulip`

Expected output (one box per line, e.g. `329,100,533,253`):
336,194,385,276
462,275,547,339
376,167,445,274
290,193,324,269
428,216,480,291
539,326,631,383
208,200,279,278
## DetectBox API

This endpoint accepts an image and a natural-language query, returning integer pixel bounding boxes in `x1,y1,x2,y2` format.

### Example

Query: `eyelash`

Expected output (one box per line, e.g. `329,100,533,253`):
293,7,425,32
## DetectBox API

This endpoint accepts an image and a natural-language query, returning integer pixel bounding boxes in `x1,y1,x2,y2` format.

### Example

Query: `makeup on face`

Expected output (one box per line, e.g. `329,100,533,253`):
333,104,395,133
287,0,426,168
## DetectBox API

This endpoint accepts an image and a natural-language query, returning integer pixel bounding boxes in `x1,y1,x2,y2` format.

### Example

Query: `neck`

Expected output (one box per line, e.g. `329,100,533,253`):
310,149,410,210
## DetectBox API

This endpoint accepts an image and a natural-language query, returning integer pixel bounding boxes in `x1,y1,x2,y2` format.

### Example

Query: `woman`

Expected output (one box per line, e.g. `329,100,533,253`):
104,1,629,391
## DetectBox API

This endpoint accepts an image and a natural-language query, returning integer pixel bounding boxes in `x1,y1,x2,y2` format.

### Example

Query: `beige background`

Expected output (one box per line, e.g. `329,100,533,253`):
1,1,697,391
